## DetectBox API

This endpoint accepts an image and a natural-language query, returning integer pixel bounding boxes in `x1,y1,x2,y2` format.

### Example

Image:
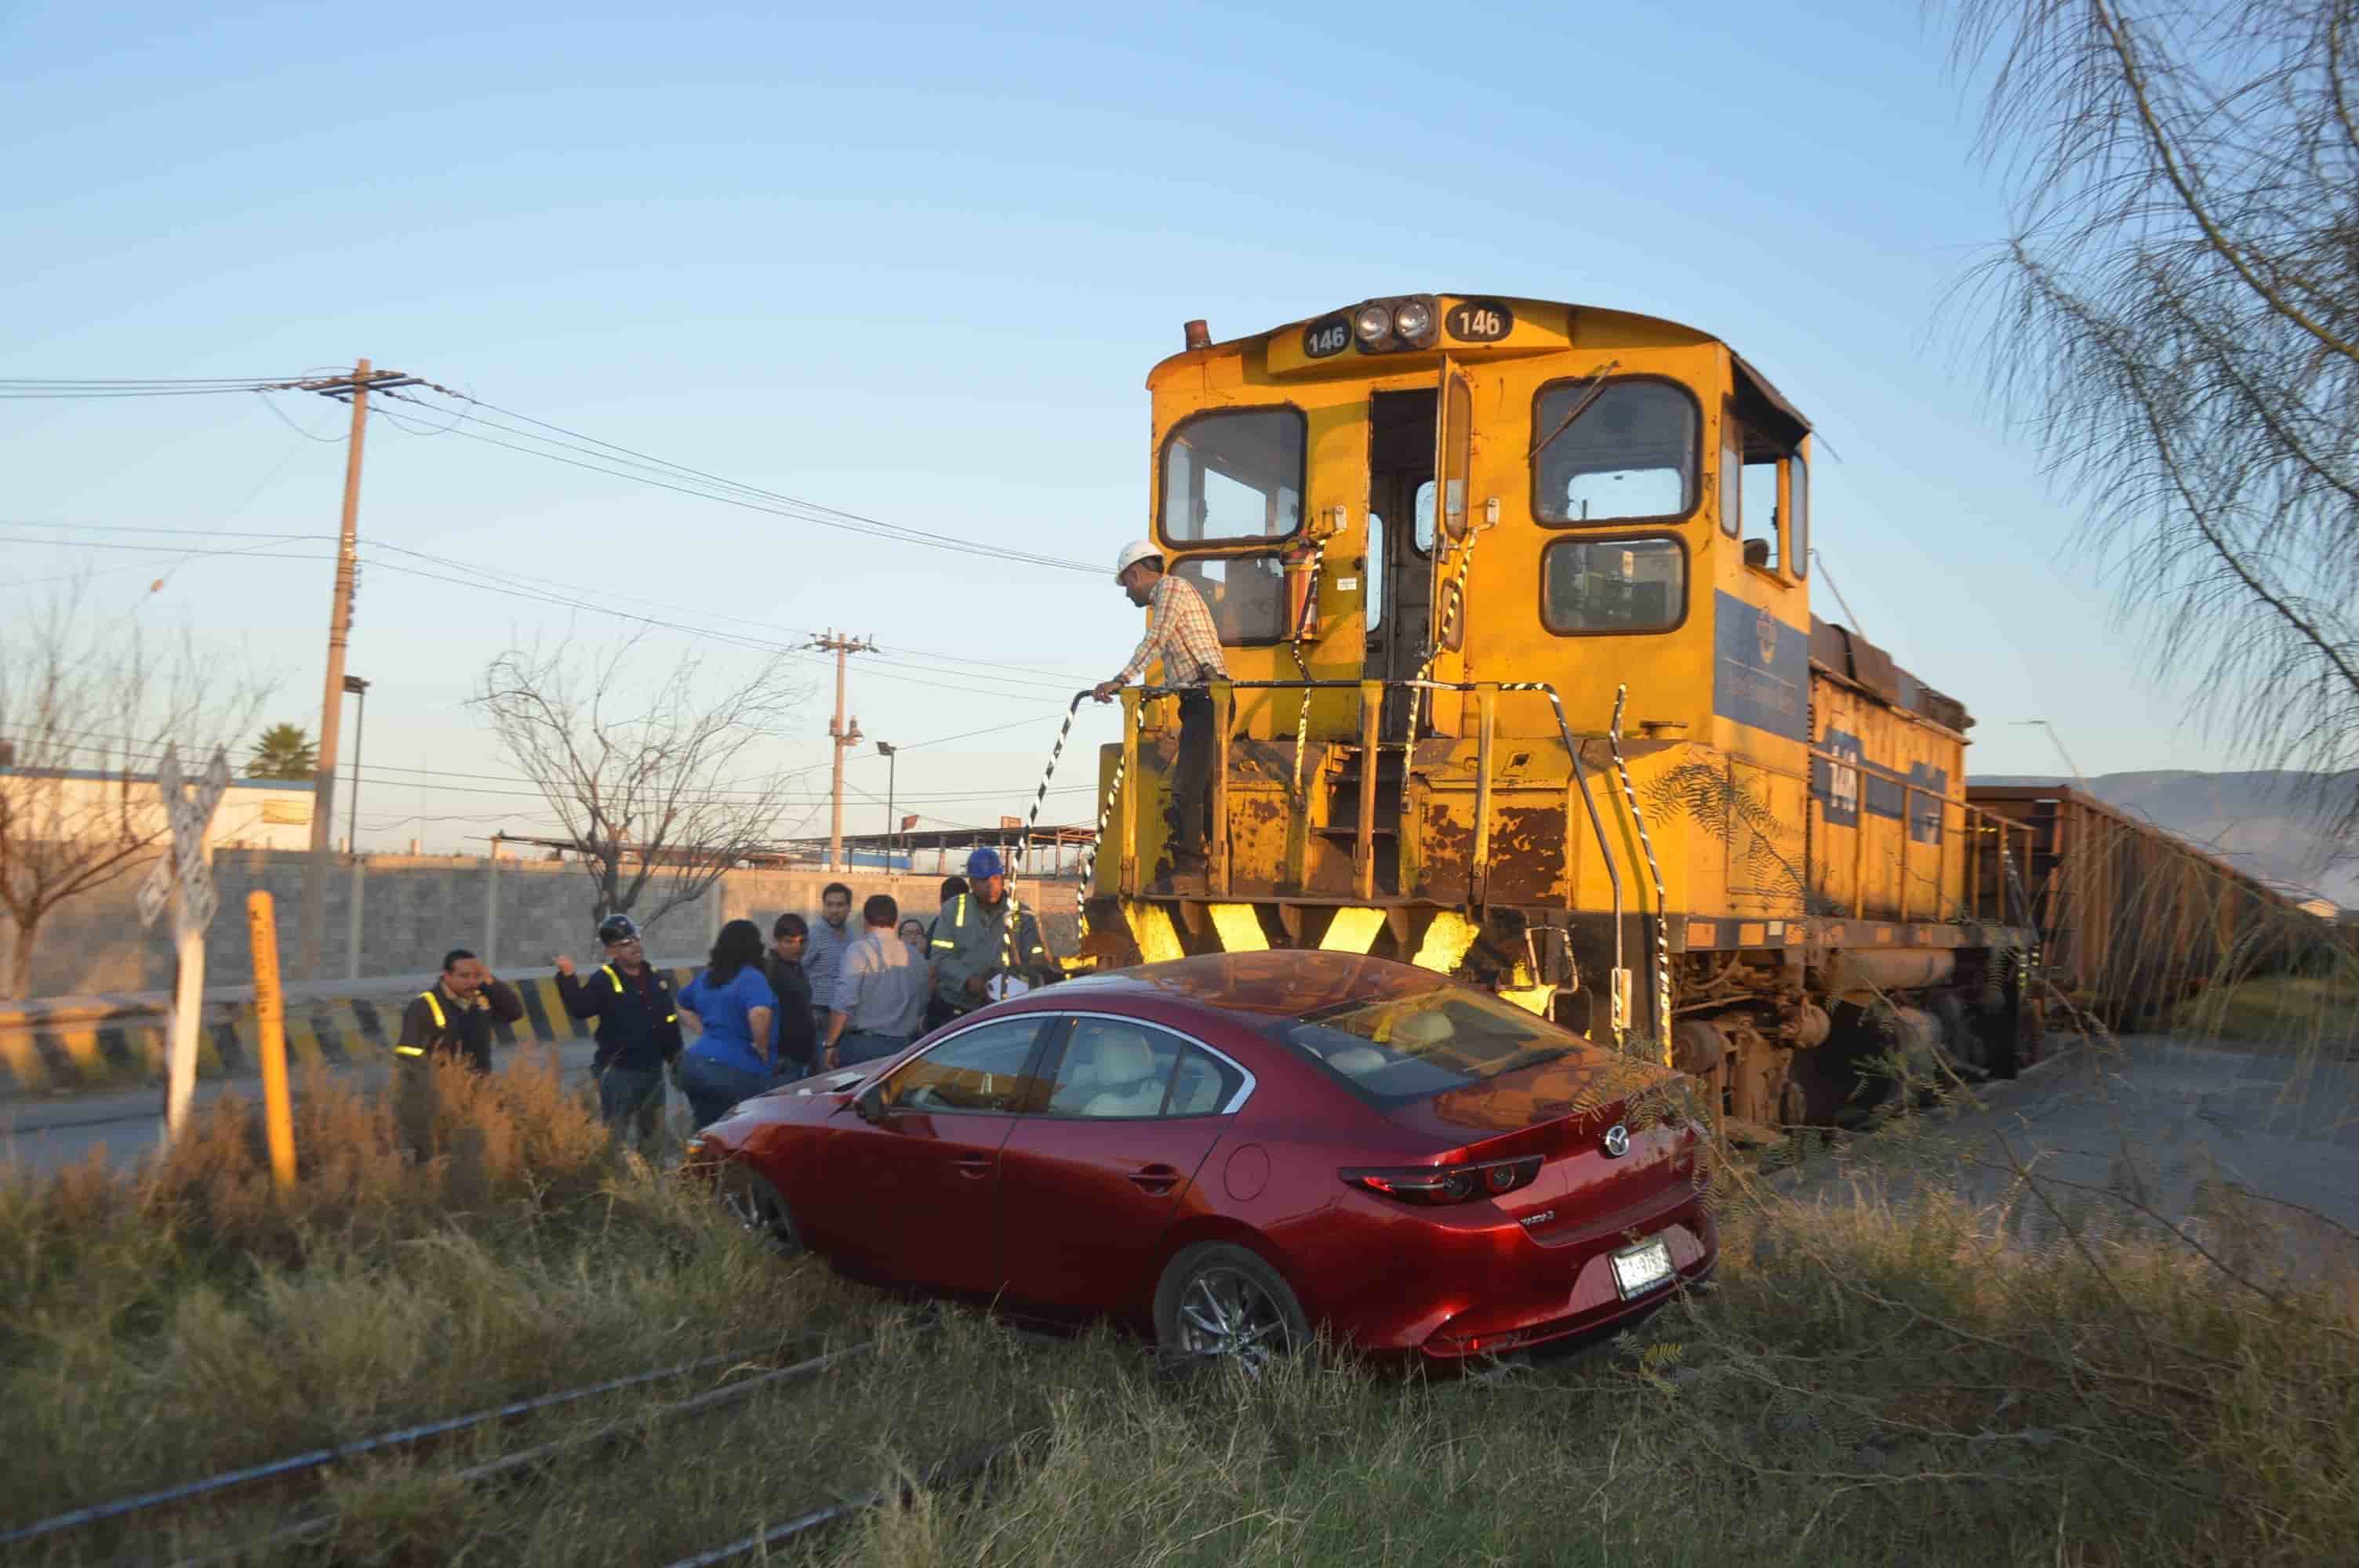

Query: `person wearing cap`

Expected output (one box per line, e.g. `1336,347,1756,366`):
1093,539,1228,881
926,847,1056,1027
555,913,683,1149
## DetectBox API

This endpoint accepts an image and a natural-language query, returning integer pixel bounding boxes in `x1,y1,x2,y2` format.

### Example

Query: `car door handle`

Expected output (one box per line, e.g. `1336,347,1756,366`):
955,1155,992,1179
1125,1163,1183,1195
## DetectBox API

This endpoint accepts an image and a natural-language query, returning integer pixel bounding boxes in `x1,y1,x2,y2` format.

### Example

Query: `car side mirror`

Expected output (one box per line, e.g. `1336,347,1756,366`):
852,1083,885,1123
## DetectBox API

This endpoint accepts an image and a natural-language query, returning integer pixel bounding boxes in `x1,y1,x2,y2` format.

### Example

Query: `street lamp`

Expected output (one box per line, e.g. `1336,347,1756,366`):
342,675,370,853
875,741,898,869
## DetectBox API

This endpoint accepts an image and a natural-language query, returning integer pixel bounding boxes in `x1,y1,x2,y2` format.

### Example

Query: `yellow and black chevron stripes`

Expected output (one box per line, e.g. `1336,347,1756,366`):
1105,900,1483,976
0,968,702,1095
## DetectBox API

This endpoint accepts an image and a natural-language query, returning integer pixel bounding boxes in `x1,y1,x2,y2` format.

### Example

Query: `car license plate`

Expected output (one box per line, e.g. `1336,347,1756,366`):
1610,1236,1674,1300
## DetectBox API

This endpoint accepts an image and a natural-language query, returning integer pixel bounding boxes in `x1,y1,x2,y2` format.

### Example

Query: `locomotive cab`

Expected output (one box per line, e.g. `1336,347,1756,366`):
1085,294,2037,1130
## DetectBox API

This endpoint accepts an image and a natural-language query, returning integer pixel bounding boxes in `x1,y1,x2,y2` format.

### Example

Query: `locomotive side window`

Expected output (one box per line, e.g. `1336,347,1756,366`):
1160,407,1306,545
1540,536,1685,634
1172,554,1288,644
1789,453,1809,577
1720,409,1744,539
1742,456,1781,570
1532,379,1699,525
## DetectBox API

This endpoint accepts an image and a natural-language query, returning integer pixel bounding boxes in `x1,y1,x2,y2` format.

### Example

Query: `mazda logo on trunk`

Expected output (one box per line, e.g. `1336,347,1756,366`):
1602,1124,1630,1158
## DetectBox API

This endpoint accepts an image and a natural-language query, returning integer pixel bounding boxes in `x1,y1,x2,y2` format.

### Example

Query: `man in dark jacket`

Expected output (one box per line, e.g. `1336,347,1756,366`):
395,948,524,1073
765,913,819,1080
556,913,683,1149
393,948,525,1158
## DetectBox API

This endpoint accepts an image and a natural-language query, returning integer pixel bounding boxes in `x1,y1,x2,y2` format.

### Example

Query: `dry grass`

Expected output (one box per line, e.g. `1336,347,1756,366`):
2170,973,2359,1051
5,1049,2357,1566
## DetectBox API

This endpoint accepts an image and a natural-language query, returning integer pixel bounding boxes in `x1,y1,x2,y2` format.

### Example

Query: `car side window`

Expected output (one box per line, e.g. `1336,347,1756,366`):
879,1018,1047,1115
1039,1018,1242,1120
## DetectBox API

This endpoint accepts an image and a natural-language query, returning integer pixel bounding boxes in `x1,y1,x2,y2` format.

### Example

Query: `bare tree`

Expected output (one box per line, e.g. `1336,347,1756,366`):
0,590,267,999
1943,0,2359,844
474,635,809,934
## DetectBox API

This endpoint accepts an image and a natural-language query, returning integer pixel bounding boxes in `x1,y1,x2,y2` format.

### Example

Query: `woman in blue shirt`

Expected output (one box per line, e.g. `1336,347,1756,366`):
674,920,778,1129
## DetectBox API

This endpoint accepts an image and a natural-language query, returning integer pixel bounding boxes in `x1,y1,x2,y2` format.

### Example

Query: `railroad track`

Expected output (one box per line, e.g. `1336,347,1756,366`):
3,1333,879,1565
9,1307,1092,1567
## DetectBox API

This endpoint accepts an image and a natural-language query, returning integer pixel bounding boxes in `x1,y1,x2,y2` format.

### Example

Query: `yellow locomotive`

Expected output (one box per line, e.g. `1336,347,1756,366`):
1078,293,2040,1133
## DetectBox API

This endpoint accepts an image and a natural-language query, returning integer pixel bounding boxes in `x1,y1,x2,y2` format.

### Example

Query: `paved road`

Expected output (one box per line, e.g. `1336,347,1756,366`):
0,1040,644,1175
1777,1034,2359,1279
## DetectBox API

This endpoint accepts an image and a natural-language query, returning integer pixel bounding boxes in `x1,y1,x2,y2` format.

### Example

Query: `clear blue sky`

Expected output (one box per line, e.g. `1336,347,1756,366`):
1,1,2201,851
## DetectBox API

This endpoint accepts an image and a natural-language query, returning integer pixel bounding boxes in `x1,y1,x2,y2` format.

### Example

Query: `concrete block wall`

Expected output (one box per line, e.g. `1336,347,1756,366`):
5,848,1079,1000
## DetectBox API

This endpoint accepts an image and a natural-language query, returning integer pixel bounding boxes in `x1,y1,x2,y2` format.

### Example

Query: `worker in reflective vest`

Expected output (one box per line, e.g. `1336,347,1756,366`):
925,848,1056,1029
395,948,524,1073
393,947,524,1160
555,913,683,1147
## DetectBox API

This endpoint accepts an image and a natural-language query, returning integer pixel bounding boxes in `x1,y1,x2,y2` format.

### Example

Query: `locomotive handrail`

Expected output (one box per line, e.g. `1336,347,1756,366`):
1803,742,2037,928
1124,676,1628,1006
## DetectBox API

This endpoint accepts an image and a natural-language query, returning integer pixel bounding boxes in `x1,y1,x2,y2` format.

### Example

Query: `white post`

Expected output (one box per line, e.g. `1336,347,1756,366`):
485,847,501,971
345,858,366,981
164,911,205,1138
142,744,229,1146
708,873,725,947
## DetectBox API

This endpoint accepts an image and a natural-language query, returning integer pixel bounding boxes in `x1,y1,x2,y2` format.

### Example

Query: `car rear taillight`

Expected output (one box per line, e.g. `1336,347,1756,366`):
1341,1154,1542,1206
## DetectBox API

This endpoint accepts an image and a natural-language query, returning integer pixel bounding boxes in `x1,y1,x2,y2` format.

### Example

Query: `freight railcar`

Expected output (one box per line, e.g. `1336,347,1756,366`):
1967,784,2335,1028
1067,293,2056,1134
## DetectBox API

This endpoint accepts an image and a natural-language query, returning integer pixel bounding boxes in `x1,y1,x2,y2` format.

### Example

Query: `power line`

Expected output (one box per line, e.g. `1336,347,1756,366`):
0,375,326,400
2,723,1094,805
398,387,1103,573
373,387,1099,575
345,550,1085,710
362,537,1093,687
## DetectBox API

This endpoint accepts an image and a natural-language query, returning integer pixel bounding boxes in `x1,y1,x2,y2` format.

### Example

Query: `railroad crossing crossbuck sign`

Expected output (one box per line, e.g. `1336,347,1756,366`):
137,744,231,935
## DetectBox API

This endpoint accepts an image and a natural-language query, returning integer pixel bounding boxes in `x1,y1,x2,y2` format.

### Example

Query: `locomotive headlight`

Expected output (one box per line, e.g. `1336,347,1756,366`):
1392,300,1434,339
1353,303,1393,342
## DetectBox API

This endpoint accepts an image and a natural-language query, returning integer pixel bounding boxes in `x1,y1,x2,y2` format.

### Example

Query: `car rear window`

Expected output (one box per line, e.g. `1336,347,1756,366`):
1265,983,1576,1107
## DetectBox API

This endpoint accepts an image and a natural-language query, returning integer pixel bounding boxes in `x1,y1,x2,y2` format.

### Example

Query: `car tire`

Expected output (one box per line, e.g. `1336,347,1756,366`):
1152,1241,1309,1373
717,1163,801,1258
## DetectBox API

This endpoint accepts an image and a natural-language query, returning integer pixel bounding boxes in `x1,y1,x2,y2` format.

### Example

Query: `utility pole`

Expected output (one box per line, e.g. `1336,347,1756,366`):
296,361,420,978
876,740,898,867
808,630,874,871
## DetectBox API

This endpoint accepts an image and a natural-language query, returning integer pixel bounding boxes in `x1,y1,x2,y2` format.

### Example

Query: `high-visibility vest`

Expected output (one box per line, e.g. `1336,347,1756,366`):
395,989,447,1056
600,963,678,1025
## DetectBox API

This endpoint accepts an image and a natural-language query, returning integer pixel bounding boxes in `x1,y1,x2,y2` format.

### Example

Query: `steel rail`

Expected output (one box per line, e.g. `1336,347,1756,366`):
657,1429,1049,1568
0,1338,809,1549
162,1340,881,1568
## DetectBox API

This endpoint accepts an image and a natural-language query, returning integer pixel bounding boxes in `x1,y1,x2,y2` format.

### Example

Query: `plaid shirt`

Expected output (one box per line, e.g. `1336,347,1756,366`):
1114,574,1229,688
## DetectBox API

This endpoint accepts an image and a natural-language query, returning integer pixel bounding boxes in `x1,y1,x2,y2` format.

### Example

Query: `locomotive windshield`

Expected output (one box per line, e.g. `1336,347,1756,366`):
1532,379,1698,524
1160,406,1304,544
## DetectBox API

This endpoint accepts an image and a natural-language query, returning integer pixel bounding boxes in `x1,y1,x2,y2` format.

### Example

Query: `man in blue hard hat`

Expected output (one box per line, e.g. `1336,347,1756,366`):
925,846,1056,1028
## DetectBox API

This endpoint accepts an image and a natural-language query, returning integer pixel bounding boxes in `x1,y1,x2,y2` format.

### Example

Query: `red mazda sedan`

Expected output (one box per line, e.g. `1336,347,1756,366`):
690,950,1715,1366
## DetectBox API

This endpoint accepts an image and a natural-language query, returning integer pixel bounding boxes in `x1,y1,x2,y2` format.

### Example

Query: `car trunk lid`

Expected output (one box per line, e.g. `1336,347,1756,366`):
1382,1048,1703,1230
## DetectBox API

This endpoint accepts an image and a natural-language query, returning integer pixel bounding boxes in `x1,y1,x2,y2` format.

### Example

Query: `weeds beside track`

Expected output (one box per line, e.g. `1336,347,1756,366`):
5,1030,2357,1565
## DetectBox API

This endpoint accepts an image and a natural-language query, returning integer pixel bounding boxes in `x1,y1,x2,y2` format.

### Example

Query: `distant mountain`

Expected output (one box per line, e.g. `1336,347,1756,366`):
1967,770,2358,909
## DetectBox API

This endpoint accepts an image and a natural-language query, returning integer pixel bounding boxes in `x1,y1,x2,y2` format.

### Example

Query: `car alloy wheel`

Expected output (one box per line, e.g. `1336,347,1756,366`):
717,1165,801,1258
1154,1242,1308,1374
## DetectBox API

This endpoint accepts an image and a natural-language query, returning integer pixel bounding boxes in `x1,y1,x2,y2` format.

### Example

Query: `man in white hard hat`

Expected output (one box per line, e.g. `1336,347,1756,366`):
1093,539,1229,882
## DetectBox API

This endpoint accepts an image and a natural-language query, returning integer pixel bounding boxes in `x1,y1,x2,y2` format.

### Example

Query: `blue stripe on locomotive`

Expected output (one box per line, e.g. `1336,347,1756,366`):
1710,590,1809,742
